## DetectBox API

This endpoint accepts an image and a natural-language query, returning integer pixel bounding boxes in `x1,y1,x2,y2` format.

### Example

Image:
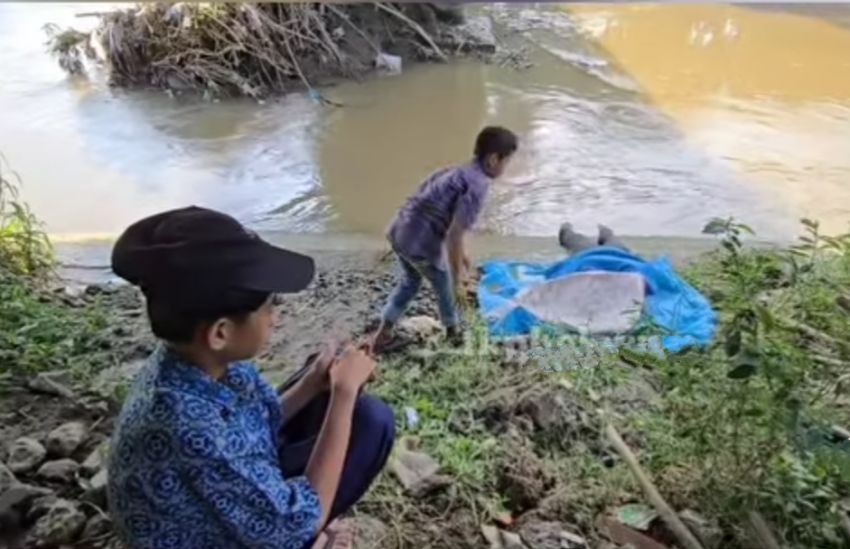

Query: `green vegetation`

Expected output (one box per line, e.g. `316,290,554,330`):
0,155,111,382
361,218,850,548
0,153,53,277
1,147,848,545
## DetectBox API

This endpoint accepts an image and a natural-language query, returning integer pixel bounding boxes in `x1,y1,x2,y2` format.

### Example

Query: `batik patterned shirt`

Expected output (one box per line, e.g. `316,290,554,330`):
108,347,321,549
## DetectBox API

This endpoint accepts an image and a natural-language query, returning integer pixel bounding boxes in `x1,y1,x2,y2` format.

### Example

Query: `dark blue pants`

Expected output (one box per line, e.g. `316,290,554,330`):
278,392,395,524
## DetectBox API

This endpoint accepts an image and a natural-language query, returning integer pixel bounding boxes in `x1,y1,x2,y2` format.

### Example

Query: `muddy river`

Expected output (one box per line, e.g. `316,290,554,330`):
1,3,849,248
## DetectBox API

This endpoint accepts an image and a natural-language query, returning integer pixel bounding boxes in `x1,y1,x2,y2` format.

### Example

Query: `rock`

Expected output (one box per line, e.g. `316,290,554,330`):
27,494,59,522
46,422,88,457
91,360,145,398
519,520,587,549
85,283,118,296
497,442,550,512
0,484,53,534
28,498,86,547
451,15,496,53
517,384,591,439
37,459,80,483
81,442,109,476
389,438,450,496
482,525,525,549
397,315,443,342
27,371,75,399
81,514,112,540
335,515,388,549
63,285,87,299
82,468,108,507
7,437,48,473
0,461,17,494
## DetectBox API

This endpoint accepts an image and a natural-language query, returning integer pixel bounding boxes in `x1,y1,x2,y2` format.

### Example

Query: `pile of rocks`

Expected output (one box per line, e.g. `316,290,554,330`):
0,421,113,548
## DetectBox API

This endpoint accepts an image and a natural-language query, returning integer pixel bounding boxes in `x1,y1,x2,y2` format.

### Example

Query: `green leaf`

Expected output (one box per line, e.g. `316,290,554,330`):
702,218,729,235
728,362,757,379
724,329,742,357
728,349,760,379
616,504,658,531
754,304,776,333
737,223,756,235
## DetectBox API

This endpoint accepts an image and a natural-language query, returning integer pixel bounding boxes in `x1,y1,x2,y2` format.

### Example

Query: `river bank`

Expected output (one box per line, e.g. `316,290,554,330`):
3,225,850,548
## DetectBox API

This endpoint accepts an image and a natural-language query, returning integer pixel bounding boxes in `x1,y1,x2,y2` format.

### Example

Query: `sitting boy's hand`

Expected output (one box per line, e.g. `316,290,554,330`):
303,340,340,392
330,346,376,394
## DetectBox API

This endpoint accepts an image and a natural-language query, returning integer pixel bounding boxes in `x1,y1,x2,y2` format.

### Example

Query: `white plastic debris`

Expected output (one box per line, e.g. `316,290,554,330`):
375,52,402,75
404,406,419,428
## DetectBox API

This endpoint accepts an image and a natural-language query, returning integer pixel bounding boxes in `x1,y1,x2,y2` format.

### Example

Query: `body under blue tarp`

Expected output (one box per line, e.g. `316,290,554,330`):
477,246,717,352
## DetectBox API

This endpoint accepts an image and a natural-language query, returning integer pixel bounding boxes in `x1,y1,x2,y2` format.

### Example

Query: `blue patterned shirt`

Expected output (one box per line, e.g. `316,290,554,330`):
108,347,321,549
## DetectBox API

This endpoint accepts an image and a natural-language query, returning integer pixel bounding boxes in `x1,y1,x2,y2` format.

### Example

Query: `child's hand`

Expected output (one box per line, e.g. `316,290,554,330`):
303,340,341,393
330,345,376,394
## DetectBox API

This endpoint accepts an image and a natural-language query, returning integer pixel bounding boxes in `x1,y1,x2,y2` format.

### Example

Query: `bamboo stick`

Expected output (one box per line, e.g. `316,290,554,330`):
605,424,704,549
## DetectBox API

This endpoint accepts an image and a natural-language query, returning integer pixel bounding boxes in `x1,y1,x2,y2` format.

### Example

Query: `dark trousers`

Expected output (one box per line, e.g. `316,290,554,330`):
278,392,395,526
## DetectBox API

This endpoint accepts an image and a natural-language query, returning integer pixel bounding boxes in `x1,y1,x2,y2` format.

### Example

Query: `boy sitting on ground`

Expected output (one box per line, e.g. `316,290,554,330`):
107,207,395,549
372,126,519,351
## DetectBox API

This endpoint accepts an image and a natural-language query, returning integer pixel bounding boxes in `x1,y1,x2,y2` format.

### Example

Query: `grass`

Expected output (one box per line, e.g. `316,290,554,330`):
0,151,847,546
355,218,850,548
0,154,114,385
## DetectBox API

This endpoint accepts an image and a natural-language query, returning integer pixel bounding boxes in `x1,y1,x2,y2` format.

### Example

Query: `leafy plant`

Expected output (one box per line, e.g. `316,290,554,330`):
0,154,54,278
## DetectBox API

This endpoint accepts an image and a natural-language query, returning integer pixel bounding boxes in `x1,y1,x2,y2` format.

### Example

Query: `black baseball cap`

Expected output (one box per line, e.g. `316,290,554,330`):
111,206,314,310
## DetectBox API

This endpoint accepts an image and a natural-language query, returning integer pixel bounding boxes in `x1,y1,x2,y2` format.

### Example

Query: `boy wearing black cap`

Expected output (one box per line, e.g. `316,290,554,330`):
107,207,395,549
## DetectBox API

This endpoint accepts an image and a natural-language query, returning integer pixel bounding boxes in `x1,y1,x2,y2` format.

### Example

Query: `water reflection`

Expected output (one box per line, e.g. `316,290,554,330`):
0,3,847,242
568,3,850,235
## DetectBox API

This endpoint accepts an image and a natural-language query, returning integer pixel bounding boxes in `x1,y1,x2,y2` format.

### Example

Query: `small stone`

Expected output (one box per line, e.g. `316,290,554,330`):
81,442,109,476
519,520,586,549
0,461,17,494
27,494,59,522
0,484,53,533
7,437,48,473
28,498,86,547
28,371,75,399
397,315,443,342
389,438,449,496
335,515,388,548
81,514,112,540
46,422,88,457
63,285,86,299
82,468,108,507
481,525,525,549
37,459,80,483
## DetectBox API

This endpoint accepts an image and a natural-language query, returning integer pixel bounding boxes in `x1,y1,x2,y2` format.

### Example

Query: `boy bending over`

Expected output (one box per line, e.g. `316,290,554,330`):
373,126,518,351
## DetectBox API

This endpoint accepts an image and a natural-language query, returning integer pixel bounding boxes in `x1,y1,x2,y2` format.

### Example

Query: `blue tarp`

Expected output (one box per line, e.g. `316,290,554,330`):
477,246,717,352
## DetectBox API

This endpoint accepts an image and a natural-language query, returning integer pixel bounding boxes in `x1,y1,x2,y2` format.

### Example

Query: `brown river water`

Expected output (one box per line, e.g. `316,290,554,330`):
1,3,849,257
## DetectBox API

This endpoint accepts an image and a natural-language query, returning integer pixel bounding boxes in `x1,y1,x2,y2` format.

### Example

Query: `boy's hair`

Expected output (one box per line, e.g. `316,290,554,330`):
474,126,518,163
145,289,270,343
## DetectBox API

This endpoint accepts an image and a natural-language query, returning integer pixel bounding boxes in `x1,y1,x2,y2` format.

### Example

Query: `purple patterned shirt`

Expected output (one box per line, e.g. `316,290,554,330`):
388,161,491,267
